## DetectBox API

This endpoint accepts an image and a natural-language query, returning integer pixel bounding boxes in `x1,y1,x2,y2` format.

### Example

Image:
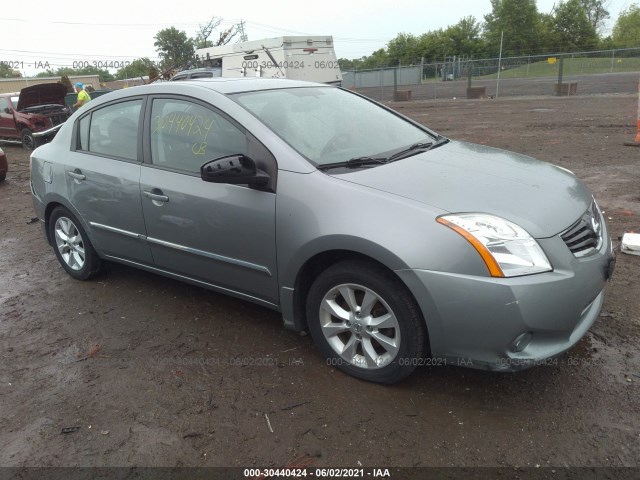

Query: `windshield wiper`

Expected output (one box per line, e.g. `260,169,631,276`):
386,141,434,162
317,137,450,171
386,137,450,162
317,156,388,171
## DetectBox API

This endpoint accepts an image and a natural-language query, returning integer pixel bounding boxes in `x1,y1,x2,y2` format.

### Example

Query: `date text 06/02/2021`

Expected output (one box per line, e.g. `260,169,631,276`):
243,467,392,477
241,60,341,70
325,357,473,368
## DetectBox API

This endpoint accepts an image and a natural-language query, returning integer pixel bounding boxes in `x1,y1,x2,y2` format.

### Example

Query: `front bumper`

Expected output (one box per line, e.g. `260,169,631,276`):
32,123,63,138
396,230,614,372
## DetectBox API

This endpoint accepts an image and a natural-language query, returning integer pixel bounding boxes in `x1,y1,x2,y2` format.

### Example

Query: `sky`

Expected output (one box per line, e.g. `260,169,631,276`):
0,0,633,77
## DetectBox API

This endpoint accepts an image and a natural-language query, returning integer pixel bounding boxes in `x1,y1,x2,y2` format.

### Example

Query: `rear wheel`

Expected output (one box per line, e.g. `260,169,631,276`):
49,206,102,280
306,260,427,384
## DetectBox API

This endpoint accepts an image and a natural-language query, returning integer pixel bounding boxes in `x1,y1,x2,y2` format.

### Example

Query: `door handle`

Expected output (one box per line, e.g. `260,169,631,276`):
67,170,86,181
143,190,169,203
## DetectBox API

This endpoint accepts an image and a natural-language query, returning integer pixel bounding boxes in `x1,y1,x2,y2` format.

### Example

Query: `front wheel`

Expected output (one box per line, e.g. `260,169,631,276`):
49,206,102,280
20,128,38,150
306,260,427,384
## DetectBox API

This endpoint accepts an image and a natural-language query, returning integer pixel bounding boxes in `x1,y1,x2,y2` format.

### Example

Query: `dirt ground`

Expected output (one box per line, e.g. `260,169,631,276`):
1,93,639,470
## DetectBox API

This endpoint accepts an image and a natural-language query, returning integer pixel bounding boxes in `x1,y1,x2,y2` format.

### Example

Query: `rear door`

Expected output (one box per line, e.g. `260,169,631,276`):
139,95,279,305
64,97,153,265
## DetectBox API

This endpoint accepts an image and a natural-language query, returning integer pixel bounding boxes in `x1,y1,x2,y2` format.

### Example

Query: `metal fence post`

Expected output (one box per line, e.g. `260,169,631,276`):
610,50,615,73
556,56,564,96
496,30,504,99
393,67,398,101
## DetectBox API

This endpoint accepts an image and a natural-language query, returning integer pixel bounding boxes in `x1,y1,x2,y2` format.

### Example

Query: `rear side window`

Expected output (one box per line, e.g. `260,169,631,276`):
190,73,213,79
149,98,247,174
76,100,142,161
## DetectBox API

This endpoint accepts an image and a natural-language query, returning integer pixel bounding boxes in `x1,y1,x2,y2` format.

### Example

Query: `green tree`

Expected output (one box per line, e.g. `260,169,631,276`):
35,69,56,78
154,27,195,70
338,58,361,70
387,33,421,65
0,62,21,78
580,0,610,32
484,0,541,55
550,0,599,51
416,29,450,62
443,16,486,57
53,66,114,82
60,75,73,93
193,16,239,49
612,3,640,47
359,49,390,69
115,58,155,80
148,64,160,82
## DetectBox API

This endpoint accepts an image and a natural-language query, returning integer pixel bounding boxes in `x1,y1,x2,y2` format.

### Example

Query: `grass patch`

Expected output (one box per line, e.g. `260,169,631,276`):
476,56,640,79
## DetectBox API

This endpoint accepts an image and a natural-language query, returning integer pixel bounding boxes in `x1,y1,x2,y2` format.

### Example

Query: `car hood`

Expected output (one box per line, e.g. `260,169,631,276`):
18,83,67,110
330,141,592,238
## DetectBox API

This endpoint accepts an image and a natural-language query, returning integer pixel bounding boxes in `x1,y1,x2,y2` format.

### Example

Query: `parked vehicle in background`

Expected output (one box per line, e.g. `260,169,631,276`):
30,78,615,384
0,147,7,181
65,89,114,111
195,36,342,85
170,68,222,81
0,84,70,150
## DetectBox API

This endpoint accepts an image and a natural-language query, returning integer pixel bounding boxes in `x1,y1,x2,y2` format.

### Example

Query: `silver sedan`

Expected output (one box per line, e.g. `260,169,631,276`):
30,78,615,383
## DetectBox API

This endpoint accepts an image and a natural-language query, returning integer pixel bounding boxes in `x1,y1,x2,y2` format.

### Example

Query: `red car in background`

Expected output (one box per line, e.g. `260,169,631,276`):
0,83,70,150
0,146,7,181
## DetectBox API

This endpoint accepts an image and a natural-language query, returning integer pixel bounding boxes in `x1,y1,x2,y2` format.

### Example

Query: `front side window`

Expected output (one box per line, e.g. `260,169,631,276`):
77,99,142,161
233,87,436,167
150,98,247,175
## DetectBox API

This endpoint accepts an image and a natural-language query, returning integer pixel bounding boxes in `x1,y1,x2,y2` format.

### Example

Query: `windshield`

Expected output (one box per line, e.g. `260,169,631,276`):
232,87,437,166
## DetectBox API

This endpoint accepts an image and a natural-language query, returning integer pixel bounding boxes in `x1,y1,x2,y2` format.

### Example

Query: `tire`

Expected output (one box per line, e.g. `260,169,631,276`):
0,172,5,182
20,128,38,150
49,206,102,280
306,260,427,384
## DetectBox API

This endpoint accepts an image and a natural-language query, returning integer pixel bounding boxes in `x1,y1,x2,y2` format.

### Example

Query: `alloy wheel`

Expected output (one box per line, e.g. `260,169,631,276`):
318,283,401,369
54,216,85,271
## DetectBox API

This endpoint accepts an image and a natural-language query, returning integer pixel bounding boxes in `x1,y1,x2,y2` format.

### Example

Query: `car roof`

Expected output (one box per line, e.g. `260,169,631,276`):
135,78,327,95
70,78,334,111
188,77,325,93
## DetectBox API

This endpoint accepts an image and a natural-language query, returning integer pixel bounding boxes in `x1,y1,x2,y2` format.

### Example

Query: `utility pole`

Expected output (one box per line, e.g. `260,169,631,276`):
496,30,504,99
238,20,248,42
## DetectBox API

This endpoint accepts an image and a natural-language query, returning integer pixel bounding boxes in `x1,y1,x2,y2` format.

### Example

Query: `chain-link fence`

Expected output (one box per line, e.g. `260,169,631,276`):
343,48,640,102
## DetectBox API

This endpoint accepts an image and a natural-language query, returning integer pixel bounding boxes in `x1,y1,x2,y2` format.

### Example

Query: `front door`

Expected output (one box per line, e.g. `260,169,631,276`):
139,96,279,305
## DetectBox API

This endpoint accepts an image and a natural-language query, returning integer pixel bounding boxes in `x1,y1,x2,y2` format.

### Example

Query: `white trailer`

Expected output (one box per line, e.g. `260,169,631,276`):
195,36,342,85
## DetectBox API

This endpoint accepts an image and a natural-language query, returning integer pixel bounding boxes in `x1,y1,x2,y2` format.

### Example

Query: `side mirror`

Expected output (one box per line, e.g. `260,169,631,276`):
201,154,269,188
3,107,10,114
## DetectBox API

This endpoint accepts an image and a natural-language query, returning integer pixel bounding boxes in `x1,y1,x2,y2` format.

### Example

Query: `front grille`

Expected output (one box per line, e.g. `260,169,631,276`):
561,201,603,257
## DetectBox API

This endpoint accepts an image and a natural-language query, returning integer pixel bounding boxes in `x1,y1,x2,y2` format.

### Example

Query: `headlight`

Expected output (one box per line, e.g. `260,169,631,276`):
437,214,552,278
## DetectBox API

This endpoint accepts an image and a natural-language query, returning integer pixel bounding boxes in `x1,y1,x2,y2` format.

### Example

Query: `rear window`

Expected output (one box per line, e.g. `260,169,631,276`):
76,99,142,161
190,73,214,79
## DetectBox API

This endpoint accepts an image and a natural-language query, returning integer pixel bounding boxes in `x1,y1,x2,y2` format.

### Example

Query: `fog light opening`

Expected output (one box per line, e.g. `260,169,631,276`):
510,333,533,353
